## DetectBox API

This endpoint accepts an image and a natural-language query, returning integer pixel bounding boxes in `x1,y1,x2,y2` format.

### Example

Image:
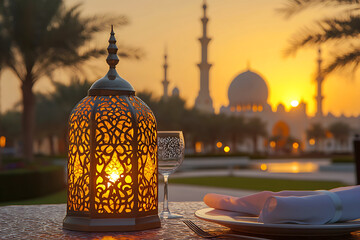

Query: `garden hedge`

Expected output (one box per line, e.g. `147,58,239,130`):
0,166,65,202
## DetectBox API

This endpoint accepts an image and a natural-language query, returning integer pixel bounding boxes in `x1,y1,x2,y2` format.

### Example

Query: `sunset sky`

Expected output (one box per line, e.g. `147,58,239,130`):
2,0,359,116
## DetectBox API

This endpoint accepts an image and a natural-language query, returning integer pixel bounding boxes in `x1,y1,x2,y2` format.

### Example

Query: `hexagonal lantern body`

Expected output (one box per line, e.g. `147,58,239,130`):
63,27,160,231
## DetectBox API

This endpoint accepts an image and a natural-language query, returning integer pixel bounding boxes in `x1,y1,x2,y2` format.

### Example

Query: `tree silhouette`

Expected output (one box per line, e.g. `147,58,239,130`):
280,0,360,73
306,122,326,152
225,116,246,152
35,77,92,155
0,0,137,162
328,121,351,149
245,117,267,154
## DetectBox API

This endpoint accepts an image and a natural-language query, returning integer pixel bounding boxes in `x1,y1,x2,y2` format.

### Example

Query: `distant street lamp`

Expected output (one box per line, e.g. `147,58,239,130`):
63,26,160,232
0,136,6,148
223,146,230,153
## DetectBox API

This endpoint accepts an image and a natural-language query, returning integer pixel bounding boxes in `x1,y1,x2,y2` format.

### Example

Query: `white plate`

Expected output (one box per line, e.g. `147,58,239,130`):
195,208,360,236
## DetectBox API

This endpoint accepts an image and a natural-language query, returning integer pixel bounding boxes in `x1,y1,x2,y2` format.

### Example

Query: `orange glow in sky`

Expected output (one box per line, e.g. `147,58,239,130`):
1,0,359,117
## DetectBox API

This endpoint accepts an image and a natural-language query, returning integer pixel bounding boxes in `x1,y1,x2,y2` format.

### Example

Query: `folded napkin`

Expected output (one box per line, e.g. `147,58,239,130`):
203,185,360,224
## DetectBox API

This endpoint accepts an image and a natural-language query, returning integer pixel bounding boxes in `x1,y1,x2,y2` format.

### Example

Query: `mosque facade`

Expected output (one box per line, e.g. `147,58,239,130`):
161,1,360,154
218,46,360,153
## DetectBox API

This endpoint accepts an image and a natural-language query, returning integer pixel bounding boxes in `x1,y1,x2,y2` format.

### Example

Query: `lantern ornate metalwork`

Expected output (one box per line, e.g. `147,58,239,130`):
63,26,160,231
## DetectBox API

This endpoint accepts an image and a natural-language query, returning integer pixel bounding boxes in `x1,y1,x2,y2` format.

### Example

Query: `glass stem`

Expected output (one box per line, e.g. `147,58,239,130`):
163,174,170,213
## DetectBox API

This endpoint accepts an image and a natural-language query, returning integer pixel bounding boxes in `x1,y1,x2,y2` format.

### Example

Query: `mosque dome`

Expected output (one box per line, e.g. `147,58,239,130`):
172,87,180,96
228,70,269,106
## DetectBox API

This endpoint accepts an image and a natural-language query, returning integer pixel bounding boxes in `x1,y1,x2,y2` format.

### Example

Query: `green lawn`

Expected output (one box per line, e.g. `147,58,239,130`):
170,176,346,192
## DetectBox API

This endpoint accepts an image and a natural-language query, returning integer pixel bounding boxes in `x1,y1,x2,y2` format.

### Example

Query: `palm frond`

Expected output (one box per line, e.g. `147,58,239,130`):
324,47,360,73
0,0,140,83
284,14,360,56
278,0,360,18
118,45,144,60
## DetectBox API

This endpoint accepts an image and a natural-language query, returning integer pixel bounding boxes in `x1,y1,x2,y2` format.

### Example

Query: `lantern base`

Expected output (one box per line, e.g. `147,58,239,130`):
63,214,161,232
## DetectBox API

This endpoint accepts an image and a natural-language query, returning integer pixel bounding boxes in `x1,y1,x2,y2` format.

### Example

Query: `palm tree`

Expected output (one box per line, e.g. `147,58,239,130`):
35,77,92,155
0,110,21,166
225,116,246,152
245,117,267,154
306,122,326,152
0,110,21,144
328,121,351,149
156,95,187,131
0,23,11,167
280,0,360,73
0,0,136,162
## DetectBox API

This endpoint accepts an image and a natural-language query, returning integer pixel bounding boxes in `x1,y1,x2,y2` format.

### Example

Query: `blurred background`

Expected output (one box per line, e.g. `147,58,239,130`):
0,0,359,204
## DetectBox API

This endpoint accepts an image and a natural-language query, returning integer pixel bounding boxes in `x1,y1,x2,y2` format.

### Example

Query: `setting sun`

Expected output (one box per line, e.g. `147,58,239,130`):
290,100,299,107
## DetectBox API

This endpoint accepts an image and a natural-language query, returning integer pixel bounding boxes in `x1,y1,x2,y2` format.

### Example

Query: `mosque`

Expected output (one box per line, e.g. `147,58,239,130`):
161,1,360,154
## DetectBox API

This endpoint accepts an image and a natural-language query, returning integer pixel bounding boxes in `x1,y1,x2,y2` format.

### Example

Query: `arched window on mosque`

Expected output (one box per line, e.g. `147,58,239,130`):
237,105,241,112
230,106,235,112
258,105,263,112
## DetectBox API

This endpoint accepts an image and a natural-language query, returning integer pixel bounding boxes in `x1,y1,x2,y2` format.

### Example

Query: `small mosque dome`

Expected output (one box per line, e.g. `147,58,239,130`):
277,103,285,113
228,70,268,106
172,87,180,96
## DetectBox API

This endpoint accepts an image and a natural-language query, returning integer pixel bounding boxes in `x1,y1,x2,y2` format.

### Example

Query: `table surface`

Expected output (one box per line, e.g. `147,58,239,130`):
1,202,360,240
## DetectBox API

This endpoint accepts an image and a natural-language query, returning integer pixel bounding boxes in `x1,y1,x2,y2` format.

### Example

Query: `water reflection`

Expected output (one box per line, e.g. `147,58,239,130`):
259,162,319,173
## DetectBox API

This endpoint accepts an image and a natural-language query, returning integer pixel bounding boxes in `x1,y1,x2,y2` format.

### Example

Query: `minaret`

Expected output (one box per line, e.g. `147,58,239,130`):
315,47,324,117
194,0,214,113
161,48,169,100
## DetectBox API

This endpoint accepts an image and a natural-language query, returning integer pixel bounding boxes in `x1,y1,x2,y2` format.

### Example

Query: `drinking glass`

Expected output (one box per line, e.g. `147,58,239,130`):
158,131,185,219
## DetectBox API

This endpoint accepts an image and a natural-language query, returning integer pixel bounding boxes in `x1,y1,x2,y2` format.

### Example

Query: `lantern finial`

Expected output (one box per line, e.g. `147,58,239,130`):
107,25,119,79
88,25,135,95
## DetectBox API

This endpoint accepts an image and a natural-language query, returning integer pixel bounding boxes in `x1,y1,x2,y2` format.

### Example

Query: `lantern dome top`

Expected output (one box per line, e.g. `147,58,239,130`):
228,70,268,106
88,26,135,96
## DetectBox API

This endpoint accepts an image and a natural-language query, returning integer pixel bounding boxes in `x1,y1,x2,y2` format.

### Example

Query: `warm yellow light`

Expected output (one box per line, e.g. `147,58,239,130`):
291,164,300,173
309,138,315,145
144,153,155,181
216,141,223,148
103,152,127,184
270,141,276,148
224,146,230,153
266,162,318,173
290,100,299,107
195,142,203,153
260,164,267,171
252,105,257,112
292,142,299,149
258,105,263,112
0,136,6,148
109,172,120,183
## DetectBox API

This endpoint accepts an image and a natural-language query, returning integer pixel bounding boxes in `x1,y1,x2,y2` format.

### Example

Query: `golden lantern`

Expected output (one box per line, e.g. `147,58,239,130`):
63,26,160,231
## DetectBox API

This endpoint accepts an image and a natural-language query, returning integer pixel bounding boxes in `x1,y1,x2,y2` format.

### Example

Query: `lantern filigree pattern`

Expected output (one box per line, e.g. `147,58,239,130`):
94,96,135,214
68,96,95,212
130,96,158,212
64,26,160,232
67,96,158,215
